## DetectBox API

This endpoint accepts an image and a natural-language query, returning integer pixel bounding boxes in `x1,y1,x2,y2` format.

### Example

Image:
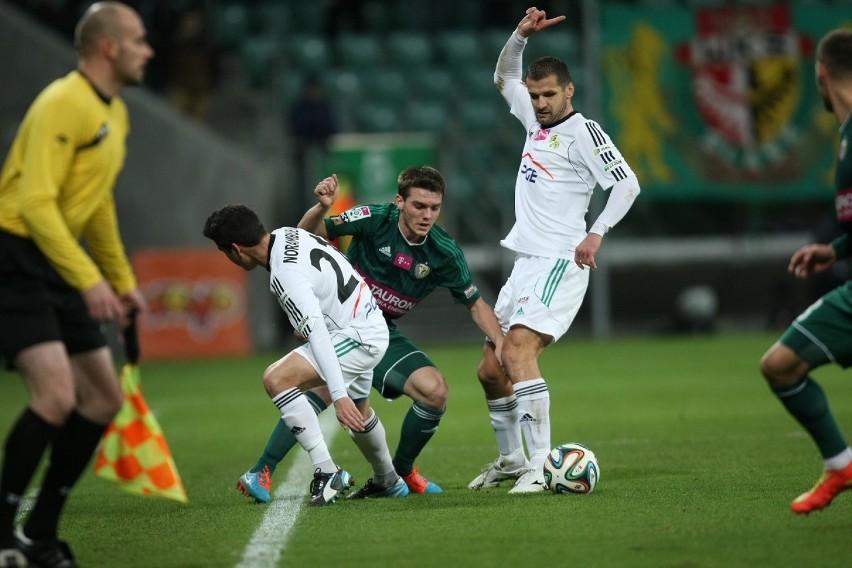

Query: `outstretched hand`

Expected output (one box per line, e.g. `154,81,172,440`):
517,6,566,38
314,173,339,209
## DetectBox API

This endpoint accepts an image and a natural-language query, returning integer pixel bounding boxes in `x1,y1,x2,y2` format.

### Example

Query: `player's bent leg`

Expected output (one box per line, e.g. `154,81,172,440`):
396,368,447,493
237,389,330,503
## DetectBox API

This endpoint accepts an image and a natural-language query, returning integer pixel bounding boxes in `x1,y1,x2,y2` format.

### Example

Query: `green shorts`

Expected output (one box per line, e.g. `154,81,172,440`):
372,322,434,400
780,281,852,369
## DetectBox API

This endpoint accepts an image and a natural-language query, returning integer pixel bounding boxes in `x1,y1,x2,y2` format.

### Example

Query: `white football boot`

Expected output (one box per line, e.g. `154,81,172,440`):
508,468,547,494
468,454,528,490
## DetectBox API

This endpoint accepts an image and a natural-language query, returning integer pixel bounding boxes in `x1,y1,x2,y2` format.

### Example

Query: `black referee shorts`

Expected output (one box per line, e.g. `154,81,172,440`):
0,230,106,369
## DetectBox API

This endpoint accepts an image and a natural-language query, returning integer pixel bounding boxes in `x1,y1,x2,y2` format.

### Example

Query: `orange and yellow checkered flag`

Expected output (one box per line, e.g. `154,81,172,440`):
94,313,188,503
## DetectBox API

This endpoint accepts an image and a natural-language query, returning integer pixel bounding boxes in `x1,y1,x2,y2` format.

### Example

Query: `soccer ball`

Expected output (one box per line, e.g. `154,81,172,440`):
542,442,600,494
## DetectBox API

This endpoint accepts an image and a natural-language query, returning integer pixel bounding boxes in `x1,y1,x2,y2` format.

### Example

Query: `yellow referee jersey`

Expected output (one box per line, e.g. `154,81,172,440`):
0,70,136,294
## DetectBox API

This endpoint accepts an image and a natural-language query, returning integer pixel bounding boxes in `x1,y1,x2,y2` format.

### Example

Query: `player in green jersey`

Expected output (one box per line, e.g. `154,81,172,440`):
759,28,852,514
235,165,505,501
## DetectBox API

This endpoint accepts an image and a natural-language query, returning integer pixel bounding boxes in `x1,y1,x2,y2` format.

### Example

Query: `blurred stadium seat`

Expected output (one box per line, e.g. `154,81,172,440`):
435,30,484,66
407,67,454,102
525,31,581,63
387,32,434,68
286,35,332,70
405,99,451,136
336,33,385,68
456,99,501,133
212,2,249,50
241,35,279,88
359,67,407,105
354,102,401,133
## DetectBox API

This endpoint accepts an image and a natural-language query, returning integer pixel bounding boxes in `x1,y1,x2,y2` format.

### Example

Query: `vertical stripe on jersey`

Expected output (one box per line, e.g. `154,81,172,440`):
585,122,626,181
541,259,568,307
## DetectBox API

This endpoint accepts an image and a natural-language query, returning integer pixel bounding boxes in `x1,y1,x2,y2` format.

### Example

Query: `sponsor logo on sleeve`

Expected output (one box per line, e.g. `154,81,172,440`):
340,206,371,223
836,187,852,224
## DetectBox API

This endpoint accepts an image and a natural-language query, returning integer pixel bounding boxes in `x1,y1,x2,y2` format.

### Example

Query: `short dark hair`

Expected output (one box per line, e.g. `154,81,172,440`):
527,56,573,87
397,165,445,199
202,204,266,250
817,29,852,80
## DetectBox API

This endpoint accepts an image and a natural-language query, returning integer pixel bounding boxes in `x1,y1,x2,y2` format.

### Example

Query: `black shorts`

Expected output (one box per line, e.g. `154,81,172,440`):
0,230,106,369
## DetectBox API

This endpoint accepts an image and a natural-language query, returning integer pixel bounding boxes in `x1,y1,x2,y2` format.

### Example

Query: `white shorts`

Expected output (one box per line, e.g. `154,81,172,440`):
295,310,389,400
494,254,589,343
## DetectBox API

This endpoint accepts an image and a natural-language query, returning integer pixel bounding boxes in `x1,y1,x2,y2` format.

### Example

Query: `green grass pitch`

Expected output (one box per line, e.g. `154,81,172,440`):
2,332,851,567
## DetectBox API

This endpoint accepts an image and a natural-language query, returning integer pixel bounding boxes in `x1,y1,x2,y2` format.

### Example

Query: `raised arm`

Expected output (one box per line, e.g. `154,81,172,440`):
296,173,339,238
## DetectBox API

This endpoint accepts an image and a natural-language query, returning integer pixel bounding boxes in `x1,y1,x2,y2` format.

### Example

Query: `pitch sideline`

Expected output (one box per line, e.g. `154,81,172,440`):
235,411,340,568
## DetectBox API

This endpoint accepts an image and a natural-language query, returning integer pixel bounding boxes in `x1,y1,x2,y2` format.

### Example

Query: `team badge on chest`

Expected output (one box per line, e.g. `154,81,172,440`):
413,263,431,279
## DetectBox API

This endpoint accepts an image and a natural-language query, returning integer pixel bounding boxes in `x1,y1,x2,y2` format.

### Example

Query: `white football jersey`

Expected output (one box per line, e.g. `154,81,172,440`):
499,77,635,258
267,227,379,398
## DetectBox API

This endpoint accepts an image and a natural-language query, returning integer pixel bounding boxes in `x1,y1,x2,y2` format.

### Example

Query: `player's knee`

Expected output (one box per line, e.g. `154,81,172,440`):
759,346,806,388
411,372,448,409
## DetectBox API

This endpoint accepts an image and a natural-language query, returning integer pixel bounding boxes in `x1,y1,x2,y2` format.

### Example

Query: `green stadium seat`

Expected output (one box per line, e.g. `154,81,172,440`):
482,29,511,60
359,67,407,105
213,2,249,50
435,31,484,66
457,66,500,100
456,99,505,133
286,35,332,71
355,102,401,133
251,1,291,39
407,67,454,102
387,32,434,68
525,31,581,63
405,100,451,136
241,35,280,88
336,33,384,69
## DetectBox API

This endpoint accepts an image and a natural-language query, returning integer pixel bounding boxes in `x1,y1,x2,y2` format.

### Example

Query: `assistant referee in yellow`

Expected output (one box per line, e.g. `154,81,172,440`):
0,3,152,567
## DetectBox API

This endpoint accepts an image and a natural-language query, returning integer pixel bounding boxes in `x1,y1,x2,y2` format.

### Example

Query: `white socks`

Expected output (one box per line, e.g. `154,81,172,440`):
272,388,335,473
487,395,525,468
349,410,397,486
514,378,551,470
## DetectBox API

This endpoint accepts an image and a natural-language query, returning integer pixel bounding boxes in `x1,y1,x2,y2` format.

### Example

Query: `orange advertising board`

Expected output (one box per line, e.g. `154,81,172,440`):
133,249,251,359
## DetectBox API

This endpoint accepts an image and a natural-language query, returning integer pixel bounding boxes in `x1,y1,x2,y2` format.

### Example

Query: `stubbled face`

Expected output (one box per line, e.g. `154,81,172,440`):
525,74,574,127
396,187,442,242
112,9,154,86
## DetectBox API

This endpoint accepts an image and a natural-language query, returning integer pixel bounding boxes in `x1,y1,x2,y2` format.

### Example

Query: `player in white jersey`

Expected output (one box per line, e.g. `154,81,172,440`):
469,7,641,493
203,204,408,505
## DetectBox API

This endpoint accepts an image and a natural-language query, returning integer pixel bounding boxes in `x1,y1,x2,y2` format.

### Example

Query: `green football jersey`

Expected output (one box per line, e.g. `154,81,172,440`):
832,116,852,258
324,203,481,319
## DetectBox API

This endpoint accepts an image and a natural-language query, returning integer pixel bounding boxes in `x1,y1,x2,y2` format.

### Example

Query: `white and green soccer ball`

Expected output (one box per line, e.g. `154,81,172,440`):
542,442,600,494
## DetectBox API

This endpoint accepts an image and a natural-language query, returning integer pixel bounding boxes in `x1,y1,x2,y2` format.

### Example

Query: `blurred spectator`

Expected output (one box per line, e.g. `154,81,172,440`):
164,2,221,121
288,74,339,212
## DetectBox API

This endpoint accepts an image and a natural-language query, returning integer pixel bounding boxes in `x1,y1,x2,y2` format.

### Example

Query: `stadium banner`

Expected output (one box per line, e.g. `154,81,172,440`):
133,249,251,359
318,133,437,203
600,2,848,202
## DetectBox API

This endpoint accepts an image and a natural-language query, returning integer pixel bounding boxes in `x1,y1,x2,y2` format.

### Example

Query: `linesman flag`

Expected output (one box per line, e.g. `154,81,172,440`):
94,311,188,503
